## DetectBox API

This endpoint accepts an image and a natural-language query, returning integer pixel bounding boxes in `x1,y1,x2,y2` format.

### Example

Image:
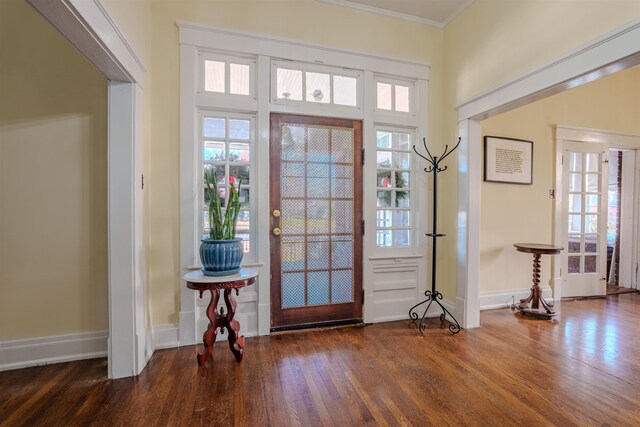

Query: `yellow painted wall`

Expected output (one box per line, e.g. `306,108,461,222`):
445,0,639,107
103,0,152,69
480,67,640,293
0,0,108,340
103,0,154,331
100,0,640,327
146,0,444,324
439,0,640,300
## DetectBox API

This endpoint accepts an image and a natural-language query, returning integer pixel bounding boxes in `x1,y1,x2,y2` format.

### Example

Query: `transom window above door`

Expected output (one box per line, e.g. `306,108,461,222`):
374,77,416,115
271,61,361,108
199,53,256,97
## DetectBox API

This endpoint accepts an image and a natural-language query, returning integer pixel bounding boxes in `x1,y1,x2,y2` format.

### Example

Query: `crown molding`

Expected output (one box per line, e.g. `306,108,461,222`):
315,0,444,28
442,0,475,26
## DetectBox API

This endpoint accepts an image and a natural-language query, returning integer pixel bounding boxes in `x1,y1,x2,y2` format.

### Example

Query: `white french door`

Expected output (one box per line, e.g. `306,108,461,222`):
562,142,609,297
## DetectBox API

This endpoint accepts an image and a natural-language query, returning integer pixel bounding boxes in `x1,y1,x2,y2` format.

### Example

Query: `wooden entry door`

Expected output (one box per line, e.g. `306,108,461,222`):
270,114,363,329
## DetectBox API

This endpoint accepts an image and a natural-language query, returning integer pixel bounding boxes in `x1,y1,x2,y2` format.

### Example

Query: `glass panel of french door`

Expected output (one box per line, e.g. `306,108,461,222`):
563,142,608,297
270,114,363,329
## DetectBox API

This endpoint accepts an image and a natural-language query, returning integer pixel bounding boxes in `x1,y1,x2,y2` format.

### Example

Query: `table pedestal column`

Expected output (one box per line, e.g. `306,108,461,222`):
517,253,556,317
197,288,245,366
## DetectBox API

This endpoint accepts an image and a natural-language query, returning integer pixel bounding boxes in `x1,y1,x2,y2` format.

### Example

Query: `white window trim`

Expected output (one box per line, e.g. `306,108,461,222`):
271,60,363,110
373,126,418,250
179,22,430,339
198,52,257,98
553,125,640,299
198,110,257,263
196,52,257,112
373,75,418,118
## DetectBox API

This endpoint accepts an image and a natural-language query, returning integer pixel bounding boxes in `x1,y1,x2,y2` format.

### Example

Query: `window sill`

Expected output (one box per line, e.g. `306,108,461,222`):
185,261,265,271
367,253,424,261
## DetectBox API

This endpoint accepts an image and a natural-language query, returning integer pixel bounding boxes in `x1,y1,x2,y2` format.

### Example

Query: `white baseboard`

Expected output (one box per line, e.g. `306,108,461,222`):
0,331,108,372
151,323,180,350
372,298,457,323
480,287,553,311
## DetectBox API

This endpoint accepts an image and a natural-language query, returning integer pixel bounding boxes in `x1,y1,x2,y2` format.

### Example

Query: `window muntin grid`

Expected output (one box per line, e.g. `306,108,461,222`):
375,128,414,247
201,113,255,254
201,54,255,97
566,151,602,275
279,123,356,308
272,61,361,108
374,77,415,114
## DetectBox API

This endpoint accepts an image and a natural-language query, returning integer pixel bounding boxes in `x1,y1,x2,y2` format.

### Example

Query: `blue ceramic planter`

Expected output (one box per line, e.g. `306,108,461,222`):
200,238,244,276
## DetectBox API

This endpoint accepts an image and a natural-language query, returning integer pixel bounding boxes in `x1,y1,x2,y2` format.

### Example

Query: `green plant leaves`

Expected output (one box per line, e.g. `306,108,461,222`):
204,170,242,240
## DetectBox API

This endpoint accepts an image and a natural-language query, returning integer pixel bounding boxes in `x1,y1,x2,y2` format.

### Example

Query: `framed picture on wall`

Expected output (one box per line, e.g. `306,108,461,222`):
484,136,533,184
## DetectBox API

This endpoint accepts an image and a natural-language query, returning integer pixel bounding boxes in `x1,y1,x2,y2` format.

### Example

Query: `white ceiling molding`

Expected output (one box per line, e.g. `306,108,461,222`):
442,0,475,26
315,0,444,28
457,18,640,121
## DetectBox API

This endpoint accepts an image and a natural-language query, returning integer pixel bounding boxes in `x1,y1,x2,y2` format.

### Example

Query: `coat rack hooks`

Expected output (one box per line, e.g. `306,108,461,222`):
408,137,462,335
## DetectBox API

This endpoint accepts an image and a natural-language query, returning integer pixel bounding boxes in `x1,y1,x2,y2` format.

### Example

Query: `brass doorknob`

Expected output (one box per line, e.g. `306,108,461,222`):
272,227,282,236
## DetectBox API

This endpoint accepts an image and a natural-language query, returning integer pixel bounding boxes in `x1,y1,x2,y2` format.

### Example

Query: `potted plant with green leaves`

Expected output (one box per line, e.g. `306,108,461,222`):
200,169,243,276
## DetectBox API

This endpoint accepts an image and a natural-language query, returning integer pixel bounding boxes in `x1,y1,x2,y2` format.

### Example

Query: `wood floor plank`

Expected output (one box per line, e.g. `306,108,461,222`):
1,293,640,426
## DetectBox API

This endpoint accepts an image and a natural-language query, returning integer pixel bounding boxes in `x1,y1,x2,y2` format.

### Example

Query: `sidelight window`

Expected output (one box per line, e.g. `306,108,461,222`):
375,128,414,247
200,112,255,253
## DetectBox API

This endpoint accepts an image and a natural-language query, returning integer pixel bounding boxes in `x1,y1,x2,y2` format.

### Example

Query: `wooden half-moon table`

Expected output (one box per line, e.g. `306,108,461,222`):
183,268,257,366
513,243,564,318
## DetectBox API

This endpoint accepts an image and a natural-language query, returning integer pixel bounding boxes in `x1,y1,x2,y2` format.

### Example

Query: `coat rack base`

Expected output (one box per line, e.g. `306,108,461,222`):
409,290,461,335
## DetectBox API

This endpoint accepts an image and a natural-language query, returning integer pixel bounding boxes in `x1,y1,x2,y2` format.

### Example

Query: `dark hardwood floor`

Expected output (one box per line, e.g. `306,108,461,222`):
1,293,640,426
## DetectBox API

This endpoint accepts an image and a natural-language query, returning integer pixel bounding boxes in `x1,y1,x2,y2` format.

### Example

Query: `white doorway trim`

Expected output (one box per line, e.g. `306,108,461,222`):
552,126,640,297
455,19,640,328
27,0,148,378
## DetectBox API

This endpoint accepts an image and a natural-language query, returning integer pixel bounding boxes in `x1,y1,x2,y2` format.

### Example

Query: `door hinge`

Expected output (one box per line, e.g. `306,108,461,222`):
361,289,365,305
362,148,365,165
361,219,365,235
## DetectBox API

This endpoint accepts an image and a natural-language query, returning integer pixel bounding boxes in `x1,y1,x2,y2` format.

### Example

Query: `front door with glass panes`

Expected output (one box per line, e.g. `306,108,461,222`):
563,142,609,297
270,114,363,329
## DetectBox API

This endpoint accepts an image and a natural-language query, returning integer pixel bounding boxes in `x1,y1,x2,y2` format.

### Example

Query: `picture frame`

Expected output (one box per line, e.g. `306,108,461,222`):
484,136,533,184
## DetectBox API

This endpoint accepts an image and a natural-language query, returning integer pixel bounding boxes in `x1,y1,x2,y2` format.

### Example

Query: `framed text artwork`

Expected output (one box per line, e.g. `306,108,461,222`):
484,136,533,184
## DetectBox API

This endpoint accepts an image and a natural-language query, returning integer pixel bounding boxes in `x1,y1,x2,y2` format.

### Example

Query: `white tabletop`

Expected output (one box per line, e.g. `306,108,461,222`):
183,267,258,284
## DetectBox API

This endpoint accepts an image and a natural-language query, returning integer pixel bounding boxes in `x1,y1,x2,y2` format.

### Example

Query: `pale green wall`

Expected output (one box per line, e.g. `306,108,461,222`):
0,0,108,339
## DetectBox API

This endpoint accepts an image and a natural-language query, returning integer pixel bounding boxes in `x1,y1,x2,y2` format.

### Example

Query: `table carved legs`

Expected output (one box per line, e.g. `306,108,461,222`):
517,253,556,317
197,288,245,366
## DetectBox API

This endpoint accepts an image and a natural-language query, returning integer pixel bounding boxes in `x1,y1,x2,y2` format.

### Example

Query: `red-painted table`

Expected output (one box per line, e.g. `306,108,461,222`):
183,268,257,365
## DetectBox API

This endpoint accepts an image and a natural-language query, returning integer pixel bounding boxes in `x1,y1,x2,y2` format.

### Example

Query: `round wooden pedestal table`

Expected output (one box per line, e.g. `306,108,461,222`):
183,268,257,366
513,243,564,318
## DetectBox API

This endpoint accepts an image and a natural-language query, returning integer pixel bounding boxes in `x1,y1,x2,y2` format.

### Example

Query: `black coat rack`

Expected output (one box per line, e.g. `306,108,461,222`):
409,137,462,335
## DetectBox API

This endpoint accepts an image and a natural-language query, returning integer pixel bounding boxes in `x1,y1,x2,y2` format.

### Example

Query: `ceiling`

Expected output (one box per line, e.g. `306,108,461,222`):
318,0,475,27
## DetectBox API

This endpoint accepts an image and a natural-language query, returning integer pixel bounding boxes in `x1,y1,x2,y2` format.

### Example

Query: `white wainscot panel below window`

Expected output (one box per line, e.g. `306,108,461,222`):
370,260,419,323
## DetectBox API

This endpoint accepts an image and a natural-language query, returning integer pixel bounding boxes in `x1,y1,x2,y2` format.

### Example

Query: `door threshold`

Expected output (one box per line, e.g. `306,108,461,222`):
270,319,364,334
